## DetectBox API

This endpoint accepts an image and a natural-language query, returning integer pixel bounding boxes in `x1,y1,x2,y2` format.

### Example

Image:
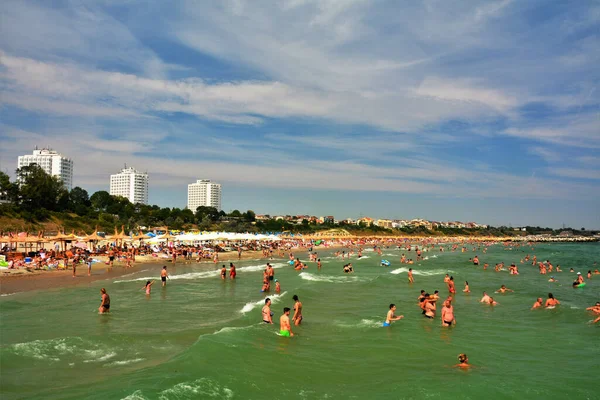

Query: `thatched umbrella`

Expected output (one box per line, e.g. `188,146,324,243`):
109,226,128,248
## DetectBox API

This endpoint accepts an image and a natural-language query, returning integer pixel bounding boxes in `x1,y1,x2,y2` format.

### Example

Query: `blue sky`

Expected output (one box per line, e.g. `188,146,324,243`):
0,0,598,228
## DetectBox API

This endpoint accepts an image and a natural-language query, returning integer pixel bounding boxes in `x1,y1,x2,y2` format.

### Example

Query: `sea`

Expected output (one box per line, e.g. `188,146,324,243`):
1,242,599,399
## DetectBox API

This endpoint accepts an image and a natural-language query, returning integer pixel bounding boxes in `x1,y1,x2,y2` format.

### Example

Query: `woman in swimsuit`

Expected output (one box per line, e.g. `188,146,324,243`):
99,288,110,313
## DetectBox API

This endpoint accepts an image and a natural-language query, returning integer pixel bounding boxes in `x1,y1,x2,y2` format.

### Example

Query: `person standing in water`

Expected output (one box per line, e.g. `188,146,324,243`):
275,279,281,293
292,295,303,326
280,307,294,337
262,298,273,324
229,263,236,279
463,281,470,293
383,303,404,327
221,265,227,280
408,268,415,284
161,266,169,287
142,280,155,295
441,299,455,327
99,288,110,313
447,276,456,295
87,257,92,276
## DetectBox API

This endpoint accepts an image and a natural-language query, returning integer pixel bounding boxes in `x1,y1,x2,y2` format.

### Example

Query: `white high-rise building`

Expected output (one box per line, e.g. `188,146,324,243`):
187,179,222,211
109,166,149,205
17,148,74,190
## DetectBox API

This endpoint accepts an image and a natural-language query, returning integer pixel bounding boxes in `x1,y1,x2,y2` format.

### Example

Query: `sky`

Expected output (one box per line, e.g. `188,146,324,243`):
0,0,599,228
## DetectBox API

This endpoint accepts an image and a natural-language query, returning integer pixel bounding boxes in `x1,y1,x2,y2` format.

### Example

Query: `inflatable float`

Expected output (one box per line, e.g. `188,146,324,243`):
381,260,391,266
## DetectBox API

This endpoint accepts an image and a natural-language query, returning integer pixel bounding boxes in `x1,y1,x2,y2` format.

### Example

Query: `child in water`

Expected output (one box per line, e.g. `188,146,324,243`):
142,280,155,295
275,279,281,293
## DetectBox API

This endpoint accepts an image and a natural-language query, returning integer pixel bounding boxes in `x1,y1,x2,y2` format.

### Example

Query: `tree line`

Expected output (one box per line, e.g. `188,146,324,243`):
0,165,256,233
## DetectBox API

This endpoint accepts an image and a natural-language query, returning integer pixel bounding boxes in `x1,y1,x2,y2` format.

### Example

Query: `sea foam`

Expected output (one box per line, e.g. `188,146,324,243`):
390,267,454,276
299,272,362,283
240,291,287,313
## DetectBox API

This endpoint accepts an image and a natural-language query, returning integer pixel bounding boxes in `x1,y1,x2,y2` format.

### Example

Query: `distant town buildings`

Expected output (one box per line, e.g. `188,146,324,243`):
17,148,73,190
109,166,149,205
187,179,222,211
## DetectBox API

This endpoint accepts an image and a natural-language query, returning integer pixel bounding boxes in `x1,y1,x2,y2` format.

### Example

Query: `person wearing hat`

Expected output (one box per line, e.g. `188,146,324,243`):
576,272,584,285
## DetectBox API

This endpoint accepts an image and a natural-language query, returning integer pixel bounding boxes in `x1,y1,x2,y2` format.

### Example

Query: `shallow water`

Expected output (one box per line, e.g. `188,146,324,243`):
1,243,599,399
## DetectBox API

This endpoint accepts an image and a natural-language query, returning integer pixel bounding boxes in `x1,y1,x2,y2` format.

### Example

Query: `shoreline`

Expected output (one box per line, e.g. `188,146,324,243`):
0,250,271,295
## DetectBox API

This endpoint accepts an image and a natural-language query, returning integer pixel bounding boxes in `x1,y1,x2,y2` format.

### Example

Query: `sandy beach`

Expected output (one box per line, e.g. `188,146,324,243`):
0,250,269,295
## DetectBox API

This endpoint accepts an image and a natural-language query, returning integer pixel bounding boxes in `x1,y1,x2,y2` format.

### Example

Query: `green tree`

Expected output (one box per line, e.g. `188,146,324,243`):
90,191,113,212
229,209,242,218
69,187,92,215
195,206,220,222
243,210,256,222
0,171,18,203
16,164,67,213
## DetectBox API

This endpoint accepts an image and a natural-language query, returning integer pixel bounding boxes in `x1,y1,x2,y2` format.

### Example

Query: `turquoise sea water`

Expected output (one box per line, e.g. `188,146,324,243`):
1,243,599,399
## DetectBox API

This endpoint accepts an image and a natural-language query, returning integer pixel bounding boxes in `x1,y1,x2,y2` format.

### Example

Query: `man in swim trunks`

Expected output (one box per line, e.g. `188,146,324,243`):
545,293,560,308
454,353,470,369
161,266,168,287
441,299,455,326
383,303,404,327
262,298,273,324
280,307,294,337
292,295,303,326
229,263,236,279
424,295,436,318
267,263,274,281
99,288,110,313
531,298,543,309
408,268,414,284
417,290,426,302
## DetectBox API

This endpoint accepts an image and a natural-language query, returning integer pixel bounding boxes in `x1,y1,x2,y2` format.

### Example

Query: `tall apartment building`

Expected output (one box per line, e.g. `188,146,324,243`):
17,148,74,190
187,179,221,211
109,166,149,205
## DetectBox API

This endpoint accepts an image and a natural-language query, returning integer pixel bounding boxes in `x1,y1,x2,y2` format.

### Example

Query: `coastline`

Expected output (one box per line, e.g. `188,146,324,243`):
0,250,270,295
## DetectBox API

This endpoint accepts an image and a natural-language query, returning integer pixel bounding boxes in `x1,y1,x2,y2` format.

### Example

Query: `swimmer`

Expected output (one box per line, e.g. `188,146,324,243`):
588,270,592,279
161,266,169,287
487,297,498,306
431,290,440,301
463,281,470,293
292,295,303,326
569,268,575,272
142,280,155,295
548,276,557,282
317,259,322,270
444,274,450,283
221,265,227,280
454,353,470,369
98,288,110,313
480,291,491,303
229,263,236,279
441,300,455,327
545,293,560,308
531,298,543,310
417,290,426,302
408,268,414,284
585,302,600,314
495,285,514,294
275,279,281,293
262,298,273,324
279,307,294,337
575,272,584,284
383,303,404,327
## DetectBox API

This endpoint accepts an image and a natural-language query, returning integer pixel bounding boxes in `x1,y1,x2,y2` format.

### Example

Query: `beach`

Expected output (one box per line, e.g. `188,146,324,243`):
1,242,599,399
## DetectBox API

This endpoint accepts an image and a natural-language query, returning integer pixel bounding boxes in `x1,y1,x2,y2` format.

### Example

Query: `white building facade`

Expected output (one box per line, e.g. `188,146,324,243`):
17,148,74,190
109,167,149,205
187,180,221,211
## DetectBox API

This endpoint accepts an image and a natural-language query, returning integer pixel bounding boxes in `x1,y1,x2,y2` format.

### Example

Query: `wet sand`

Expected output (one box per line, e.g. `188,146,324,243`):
0,250,268,295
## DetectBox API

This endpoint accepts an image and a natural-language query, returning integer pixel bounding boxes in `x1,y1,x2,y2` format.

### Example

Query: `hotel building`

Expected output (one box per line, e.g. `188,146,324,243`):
187,179,221,211
109,166,149,204
17,148,74,190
